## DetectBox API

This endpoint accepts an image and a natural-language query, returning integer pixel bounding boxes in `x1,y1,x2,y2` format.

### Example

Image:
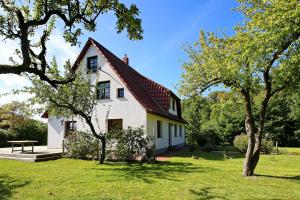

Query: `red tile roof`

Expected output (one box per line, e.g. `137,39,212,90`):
72,38,185,123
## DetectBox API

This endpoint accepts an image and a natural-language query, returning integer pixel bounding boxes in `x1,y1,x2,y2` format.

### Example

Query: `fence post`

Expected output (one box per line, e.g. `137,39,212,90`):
62,139,65,153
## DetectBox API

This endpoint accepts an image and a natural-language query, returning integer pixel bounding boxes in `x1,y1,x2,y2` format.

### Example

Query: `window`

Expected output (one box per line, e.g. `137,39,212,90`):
174,124,177,137
87,56,98,72
172,99,176,110
108,119,123,132
169,98,176,111
97,81,110,99
179,125,182,137
157,120,162,138
117,88,124,98
65,121,77,138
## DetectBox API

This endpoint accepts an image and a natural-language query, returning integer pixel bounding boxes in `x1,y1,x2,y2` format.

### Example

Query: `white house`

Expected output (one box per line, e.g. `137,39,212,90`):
43,38,186,153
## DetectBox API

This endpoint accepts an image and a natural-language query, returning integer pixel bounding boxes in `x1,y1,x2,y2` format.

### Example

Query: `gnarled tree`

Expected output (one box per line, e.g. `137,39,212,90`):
0,0,143,87
179,0,300,176
25,59,107,163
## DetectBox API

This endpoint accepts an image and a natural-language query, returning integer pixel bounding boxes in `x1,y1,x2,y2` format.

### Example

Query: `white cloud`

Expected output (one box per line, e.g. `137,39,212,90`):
0,30,80,107
47,30,80,65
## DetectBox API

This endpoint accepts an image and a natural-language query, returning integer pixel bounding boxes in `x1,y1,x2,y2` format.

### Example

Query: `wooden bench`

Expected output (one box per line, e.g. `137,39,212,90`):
7,140,38,154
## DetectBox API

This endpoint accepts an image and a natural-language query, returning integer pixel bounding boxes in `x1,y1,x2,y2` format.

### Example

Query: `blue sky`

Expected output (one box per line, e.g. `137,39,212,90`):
81,0,243,93
0,0,244,104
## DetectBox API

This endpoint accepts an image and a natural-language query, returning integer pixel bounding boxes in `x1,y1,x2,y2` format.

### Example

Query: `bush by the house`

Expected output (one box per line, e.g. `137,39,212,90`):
106,127,155,162
233,134,274,154
64,131,100,160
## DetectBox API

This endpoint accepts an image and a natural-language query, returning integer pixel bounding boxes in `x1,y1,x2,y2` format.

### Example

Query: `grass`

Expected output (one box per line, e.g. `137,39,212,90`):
0,150,299,200
278,147,300,155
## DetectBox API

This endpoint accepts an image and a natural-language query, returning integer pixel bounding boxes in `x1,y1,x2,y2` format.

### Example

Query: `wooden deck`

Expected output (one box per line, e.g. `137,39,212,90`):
0,146,62,162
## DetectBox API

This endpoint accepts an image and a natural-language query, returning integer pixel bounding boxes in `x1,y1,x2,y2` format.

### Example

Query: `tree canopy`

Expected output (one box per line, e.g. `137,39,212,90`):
0,0,143,87
179,0,300,176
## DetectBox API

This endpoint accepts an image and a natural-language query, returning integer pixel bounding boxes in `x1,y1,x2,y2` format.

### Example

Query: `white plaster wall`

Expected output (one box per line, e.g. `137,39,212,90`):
47,116,65,148
47,44,147,148
147,113,185,150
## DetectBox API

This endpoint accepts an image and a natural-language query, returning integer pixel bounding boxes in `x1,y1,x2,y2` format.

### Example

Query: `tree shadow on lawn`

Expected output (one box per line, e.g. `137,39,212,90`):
0,174,31,200
254,174,300,180
190,187,229,200
176,150,244,161
93,161,219,184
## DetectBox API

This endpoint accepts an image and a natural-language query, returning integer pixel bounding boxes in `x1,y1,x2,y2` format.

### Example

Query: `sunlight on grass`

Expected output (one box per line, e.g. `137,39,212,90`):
0,150,299,200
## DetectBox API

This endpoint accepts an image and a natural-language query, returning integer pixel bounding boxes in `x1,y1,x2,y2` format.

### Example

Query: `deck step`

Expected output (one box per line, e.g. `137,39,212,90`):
0,152,62,162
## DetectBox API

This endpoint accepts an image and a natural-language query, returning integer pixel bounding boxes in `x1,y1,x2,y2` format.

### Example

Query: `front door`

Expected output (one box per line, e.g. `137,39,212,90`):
168,123,172,147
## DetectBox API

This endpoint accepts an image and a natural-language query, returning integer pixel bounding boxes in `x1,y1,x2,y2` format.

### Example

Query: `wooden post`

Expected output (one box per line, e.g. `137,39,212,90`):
62,139,65,153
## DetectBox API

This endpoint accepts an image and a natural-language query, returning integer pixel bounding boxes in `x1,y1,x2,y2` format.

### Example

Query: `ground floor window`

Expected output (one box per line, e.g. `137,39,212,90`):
157,120,162,138
108,119,123,132
174,124,178,137
179,125,182,137
65,121,77,138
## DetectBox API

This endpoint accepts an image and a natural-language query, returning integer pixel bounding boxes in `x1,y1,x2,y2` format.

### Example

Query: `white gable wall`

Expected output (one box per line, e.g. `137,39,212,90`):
47,117,65,148
47,45,147,148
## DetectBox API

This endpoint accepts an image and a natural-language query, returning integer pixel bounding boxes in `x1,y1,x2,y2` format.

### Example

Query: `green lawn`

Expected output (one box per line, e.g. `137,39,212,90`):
0,150,299,200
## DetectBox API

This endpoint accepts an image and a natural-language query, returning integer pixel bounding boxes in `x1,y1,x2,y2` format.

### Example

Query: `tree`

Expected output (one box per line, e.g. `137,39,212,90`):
179,0,300,176
208,92,245,144
25,59,107,163
0,0,143,87
0,101,32,130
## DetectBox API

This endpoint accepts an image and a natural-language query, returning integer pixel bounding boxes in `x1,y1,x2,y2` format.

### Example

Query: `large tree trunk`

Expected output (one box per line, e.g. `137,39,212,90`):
99,137,106,164
242,72,272,176
83,116,106,164
242,91,257,176
249,89,271,174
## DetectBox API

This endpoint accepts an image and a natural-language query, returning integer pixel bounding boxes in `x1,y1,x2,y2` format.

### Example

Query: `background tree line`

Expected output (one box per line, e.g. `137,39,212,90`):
0,101,47,147
182,89,300,148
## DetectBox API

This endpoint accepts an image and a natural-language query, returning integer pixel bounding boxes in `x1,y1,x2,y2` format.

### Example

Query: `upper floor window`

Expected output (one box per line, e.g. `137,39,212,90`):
169,98,177,111
117,88,124,98
87,56,98,73
157,120,162,138
172,99,176,110
174,124,178,137
179,125,182,137
97,81,110,99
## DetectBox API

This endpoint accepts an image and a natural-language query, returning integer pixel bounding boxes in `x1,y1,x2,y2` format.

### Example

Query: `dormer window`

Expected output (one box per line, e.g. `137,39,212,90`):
172,99,176,110
87,56,98,73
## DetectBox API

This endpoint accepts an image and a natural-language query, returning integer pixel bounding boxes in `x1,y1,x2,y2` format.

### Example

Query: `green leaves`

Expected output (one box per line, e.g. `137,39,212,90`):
0,0,143,86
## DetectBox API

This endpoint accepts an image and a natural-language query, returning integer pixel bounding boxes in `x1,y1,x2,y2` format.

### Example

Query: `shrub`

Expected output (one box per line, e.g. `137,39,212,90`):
14,119,47,145
0,129,16,147
201,141,216,152
233,134,274,154
195,135,207,146
106,127,155,162
233,134,248,153
261,139,274,154
64,131,99,160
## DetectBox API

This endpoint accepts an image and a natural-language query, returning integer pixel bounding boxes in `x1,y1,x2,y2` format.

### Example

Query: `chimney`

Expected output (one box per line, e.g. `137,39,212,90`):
122,54,129,65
